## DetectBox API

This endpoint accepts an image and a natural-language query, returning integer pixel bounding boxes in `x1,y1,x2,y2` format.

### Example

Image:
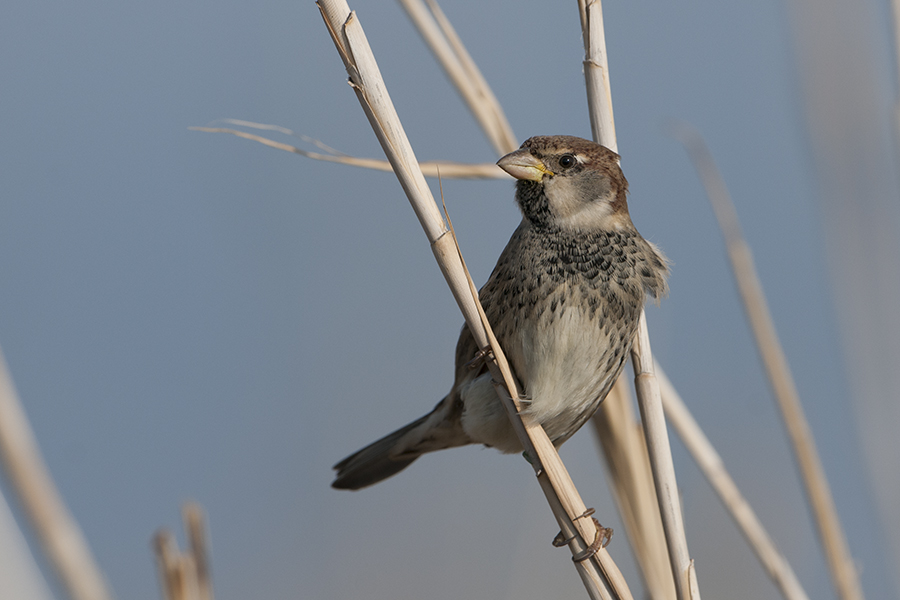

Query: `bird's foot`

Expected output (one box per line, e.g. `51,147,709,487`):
465,345,494,370
551,508,613,562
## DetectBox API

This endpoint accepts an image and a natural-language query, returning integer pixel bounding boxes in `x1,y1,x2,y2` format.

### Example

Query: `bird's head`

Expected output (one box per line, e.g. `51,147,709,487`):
497,135,631,232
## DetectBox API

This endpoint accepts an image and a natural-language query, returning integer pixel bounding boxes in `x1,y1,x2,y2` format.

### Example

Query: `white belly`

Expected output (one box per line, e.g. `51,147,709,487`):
459,300,625,453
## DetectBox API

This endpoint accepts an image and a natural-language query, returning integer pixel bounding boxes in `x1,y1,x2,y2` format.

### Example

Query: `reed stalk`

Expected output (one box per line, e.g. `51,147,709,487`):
577,2,699,598
153,502,214,600
0,346,114,600
190,123,505,179
672,124,863,600
395,0,517,155
656,365,811,600
591,378,677,600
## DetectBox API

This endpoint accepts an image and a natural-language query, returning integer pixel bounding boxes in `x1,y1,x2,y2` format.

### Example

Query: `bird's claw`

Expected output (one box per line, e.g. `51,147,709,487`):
551,508,612,562
465,346,494,370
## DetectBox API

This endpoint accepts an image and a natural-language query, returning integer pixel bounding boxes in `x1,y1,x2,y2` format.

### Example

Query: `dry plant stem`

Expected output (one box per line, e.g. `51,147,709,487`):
154,504,212,600
591,377,676,600
655,366,811,600
578,0,616,150
190,126,506,179
674,127,863,600
214,118,350,154
630,318,696,600
154,530,200,600
577,2,697,599
0,347,115,600
316,1,634,598
183,503,213,600
423,0,517,154
154,531,180,600
396,0,517,155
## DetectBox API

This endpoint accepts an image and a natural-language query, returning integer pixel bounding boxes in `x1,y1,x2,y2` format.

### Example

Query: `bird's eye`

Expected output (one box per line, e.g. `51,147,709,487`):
559,154,576,169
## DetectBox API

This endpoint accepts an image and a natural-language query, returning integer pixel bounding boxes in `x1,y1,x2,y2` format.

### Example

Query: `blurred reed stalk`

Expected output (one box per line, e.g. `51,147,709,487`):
577,2,698,598
316,1,634,598
396,0,517,155
0,346,115,600
154,502,214,600
672,125,863,600
655,365,810,600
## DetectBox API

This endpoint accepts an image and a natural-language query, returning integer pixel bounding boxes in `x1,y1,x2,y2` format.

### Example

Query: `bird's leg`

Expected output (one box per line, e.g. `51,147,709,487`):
464,345,494,370
552,508,613,562
474,347,531,407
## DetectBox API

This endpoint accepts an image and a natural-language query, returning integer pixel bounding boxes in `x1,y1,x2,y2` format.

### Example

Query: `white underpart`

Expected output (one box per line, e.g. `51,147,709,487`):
460,282,621,453
519,290,617,428
458,373,513,449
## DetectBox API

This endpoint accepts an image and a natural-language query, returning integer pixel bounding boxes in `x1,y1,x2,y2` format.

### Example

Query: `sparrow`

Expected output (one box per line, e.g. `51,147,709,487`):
332,135,668,490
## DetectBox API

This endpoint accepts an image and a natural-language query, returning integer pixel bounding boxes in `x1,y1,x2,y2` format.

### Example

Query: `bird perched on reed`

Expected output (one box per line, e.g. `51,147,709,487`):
332,135,668,490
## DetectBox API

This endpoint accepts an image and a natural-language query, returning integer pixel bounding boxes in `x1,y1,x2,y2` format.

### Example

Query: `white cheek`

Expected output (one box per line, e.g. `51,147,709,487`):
559,199,615,229
544,178,617,230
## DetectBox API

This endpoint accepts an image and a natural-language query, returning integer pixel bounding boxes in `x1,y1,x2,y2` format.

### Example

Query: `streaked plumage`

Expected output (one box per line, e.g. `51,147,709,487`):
332,135,667,490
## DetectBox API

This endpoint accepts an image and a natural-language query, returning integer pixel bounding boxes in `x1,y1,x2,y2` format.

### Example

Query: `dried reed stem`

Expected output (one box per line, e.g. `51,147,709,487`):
672,124,863,600
153,503,214,600
656,365,811,600
396,0,518,155
183,503,213,600
0,347,115,600
580,23,674,577
630,316,699,600
316,1,634,597
190,125,506,179
154,531,197,600
578,0,616,151
591,378,676,600
577,2,699,599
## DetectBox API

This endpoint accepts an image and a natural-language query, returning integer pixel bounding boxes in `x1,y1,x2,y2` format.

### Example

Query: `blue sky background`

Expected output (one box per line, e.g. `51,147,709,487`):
1,1,897,599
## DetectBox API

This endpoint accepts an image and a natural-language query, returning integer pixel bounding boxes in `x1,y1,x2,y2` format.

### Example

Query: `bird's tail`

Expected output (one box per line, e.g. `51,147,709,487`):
331,415,428,490
331,395,469,490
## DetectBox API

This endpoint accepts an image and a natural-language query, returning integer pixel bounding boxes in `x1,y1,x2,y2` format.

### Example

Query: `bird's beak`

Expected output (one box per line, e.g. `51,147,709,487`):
497,149,553,181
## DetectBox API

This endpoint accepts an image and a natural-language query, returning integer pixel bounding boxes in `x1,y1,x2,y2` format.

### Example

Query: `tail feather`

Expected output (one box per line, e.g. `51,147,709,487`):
331,415,428,490
332,395,470,490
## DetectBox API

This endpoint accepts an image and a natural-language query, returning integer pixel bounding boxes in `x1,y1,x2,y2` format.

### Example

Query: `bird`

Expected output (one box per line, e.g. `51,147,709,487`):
332,135,668,490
